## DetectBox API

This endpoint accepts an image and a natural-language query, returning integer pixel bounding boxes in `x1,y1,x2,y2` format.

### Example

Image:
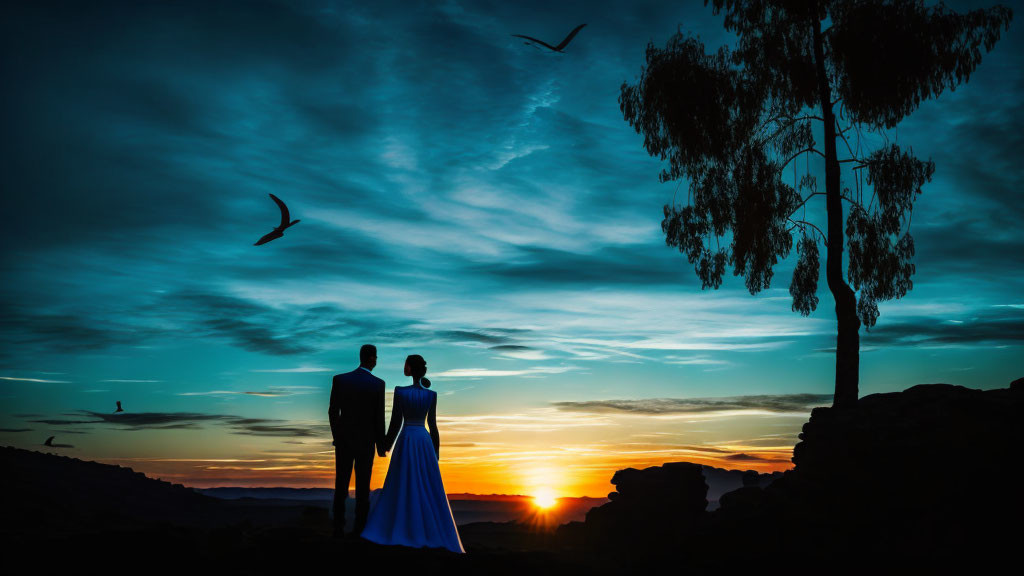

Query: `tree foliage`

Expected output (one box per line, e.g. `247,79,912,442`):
621,0,1011,404
623,0,1010,321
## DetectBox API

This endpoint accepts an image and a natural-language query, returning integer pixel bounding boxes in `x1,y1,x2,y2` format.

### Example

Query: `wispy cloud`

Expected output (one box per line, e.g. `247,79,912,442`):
552,394,833,415
433,366,578,378
0,376,71,384
664,354,732,366
178,386,318,397
725,453,789,463
863,307,1024,348
490,345,548,361
250,366,332,373
27,410,327,439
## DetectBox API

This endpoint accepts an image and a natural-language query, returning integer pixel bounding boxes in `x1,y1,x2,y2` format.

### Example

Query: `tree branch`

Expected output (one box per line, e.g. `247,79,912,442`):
756,115,823,149
840,193,870,215
779,148,826,172
788,217,828,246
789,192,826,216
835,119,862,163
755,113,823,140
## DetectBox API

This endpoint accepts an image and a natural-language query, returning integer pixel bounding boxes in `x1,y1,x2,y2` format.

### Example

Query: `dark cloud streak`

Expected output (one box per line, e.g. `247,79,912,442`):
552,394,834,415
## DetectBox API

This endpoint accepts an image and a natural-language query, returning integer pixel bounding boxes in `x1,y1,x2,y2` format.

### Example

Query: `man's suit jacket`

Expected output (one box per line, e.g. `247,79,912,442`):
329,367,386,454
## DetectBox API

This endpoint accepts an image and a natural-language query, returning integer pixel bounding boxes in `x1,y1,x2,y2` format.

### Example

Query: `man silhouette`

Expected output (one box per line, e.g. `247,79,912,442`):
329,344,386,537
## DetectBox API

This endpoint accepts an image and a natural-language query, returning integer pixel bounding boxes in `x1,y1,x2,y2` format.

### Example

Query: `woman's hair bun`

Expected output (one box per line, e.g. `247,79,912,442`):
420,376,431,389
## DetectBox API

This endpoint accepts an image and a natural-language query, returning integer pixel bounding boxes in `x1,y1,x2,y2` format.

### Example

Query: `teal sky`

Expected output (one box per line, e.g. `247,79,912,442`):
1,0,1021,495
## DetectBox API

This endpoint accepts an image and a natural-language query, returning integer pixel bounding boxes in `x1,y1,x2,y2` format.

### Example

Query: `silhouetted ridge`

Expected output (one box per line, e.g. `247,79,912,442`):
1,446,219,532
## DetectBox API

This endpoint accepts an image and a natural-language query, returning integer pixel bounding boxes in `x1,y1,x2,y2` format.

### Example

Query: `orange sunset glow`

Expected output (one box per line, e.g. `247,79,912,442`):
88,404,799,497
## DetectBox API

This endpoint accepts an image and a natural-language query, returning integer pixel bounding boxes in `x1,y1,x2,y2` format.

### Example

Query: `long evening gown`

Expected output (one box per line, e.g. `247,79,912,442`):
361,382,464,553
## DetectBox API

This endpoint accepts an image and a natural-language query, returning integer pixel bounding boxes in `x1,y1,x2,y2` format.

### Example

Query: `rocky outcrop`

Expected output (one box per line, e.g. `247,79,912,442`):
714,381,1024,567
583,381,1024,569
584,462,707,548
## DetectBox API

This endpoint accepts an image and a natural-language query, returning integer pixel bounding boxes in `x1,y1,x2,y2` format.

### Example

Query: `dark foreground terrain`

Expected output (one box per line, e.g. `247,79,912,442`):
5,381,1021,574
0,444,604,575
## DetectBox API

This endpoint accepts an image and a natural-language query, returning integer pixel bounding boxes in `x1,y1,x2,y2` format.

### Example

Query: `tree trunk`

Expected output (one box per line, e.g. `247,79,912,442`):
813,18,860,409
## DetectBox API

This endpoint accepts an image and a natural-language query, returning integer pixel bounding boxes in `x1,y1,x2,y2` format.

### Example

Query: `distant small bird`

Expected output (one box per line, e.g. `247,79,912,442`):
254,193,300,246
115,401,123,413
513,23,587,53
43,436,73,448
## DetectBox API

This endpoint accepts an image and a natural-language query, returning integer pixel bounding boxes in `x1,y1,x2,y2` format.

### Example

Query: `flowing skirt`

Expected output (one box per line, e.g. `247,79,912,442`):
361,425,464,553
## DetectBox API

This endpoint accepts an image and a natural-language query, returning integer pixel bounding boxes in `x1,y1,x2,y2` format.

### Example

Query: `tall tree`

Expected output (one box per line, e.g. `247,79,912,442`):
620,0,1012,408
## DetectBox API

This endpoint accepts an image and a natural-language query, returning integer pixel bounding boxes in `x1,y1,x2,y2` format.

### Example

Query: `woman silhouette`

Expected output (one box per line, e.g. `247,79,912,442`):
360,355,464,553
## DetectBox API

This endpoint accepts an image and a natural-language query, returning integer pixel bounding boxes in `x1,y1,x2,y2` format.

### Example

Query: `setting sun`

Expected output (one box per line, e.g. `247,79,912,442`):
533,487,558,510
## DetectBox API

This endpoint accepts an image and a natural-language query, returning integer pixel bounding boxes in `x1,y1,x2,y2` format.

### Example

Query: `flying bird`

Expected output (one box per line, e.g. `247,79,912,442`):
512,23,587,53
115,401,123,413
44,436,73,448
254,193,300,246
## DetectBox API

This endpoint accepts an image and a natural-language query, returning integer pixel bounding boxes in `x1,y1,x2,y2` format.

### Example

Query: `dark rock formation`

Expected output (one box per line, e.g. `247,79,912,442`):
714,382,1024,568
583,382,1024,570
584,462,707,549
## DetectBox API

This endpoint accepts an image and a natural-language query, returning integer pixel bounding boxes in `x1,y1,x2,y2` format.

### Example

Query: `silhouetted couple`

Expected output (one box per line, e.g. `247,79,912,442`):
328,344,464,553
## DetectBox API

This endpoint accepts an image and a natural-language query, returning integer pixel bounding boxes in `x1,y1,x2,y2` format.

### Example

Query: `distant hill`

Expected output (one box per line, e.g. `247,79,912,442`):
198,486,607,525
700,465,783,508
1,445,222,532
199,487,335,501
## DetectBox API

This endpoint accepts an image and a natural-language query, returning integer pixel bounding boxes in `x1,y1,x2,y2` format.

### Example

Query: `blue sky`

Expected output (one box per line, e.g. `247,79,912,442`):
1,0,1021,494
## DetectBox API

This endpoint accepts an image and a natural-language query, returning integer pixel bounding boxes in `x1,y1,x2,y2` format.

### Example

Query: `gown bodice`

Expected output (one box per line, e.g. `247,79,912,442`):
397,384,434,428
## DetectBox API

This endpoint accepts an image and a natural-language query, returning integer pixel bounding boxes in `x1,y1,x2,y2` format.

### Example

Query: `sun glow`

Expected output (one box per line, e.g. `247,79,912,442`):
533,487,558,509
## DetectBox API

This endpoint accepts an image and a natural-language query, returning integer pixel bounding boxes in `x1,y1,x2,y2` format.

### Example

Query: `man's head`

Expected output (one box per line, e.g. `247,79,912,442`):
359,344,377,370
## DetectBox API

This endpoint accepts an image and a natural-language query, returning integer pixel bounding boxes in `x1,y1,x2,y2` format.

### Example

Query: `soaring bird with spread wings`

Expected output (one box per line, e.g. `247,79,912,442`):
254,193,300,246
513,23,587,53
44,436,74,448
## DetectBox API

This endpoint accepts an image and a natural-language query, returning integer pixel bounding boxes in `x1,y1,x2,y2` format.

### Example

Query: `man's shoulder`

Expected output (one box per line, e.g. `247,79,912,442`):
332,369,358,383
337,369,384,386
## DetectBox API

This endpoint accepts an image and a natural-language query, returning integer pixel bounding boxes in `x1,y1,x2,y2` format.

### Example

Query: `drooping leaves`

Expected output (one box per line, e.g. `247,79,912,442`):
620,35,743,184
841,144,931,328
730,147,800,294
790,235,820,316
865,144,935,234
632,31,809,295
846,207,917,329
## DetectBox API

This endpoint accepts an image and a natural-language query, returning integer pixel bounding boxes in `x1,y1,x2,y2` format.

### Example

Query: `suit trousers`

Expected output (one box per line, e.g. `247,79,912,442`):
334,444,375,533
